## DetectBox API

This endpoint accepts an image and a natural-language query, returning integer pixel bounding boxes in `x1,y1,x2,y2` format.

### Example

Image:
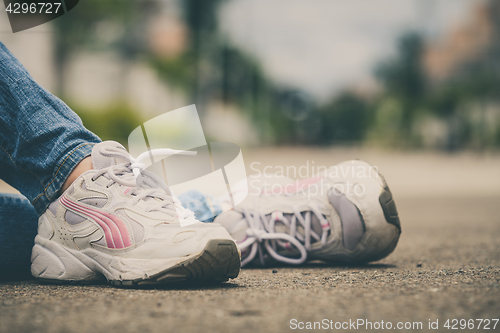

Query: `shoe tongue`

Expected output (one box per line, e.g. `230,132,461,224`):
215,210,324,243
310,214,324,235
275,213,324,237
91,141,130,170
214,209,326,265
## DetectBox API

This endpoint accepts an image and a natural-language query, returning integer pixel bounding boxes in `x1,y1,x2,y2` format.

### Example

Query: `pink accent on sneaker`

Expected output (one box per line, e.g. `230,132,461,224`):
236,236,248,244
264,176,324,195
60,196,132,249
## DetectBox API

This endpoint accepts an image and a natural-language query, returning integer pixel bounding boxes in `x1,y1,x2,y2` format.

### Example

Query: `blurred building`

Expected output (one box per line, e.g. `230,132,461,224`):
1,0,192,115
148,2,187,59
423,1,499,83
65,0,190,116
417,1,500,150
0,0,258,145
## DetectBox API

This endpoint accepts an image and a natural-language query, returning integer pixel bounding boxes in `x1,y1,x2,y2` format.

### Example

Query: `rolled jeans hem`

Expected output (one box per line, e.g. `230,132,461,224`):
31,142,95,215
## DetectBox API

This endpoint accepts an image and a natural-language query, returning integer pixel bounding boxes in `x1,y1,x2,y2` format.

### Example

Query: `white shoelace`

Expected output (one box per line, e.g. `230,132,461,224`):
92,145,196,220
237,202,331,266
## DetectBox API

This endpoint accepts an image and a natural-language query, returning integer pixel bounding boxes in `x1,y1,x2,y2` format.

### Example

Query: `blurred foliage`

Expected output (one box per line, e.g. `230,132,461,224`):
370,27,500,150
375,33,425,130
319,93,372,144
182,0,227,43
70,103,144,148
52,0,157,94
376,33,426,100
150,53,196,91
51,0,500,150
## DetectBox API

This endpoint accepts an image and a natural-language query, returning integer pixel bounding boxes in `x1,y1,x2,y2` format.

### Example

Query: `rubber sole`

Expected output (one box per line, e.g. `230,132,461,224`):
378,174,402,232
33,238,241,287
354,172,401,263
111,239,241,287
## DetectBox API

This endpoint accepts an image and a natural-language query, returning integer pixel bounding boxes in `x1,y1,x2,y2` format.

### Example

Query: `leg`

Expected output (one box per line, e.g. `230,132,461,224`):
0,41,101,216
0,41,99,278
0,194,37,279
0,42,240,285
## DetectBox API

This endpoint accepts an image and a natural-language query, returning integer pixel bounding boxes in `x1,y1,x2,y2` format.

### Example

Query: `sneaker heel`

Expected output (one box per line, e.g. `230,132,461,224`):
31,237,101,282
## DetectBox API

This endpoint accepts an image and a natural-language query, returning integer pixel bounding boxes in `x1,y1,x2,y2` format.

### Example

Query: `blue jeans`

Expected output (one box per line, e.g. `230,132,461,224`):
0,40,100,278
178,190,222,223
0,41,101,216
0,194,38,279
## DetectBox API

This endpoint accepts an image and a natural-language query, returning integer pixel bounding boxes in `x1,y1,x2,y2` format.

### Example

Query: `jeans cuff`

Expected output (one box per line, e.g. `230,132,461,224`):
32,142,95,215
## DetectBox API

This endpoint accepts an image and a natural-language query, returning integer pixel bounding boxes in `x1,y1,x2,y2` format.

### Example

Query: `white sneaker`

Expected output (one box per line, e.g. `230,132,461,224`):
31,141,240,286
215,160,401,266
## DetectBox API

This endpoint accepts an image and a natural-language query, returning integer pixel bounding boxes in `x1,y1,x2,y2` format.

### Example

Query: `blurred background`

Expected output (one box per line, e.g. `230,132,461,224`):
1,3,499,324
1,0,500,200
1,0,499,150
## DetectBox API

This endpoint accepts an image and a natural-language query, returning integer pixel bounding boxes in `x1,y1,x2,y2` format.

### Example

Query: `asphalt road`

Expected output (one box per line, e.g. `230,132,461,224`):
1,195,499,333
0,149,499,332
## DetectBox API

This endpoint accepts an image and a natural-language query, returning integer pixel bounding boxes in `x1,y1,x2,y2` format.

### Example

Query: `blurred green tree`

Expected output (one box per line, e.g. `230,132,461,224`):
71,103,144,148
375,32,426,132
181,0,228,108
319,93,371,144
